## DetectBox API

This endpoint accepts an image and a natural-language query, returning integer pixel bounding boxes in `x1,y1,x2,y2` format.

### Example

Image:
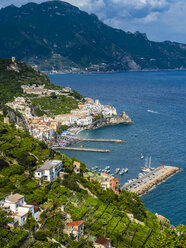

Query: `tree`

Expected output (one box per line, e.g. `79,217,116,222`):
24,211,38,231
34,231,47,241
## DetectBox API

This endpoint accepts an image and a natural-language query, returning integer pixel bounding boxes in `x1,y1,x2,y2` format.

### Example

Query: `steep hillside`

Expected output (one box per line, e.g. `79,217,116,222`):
0,58,83,118
0,58,50,105
0,116,185,248
0,1,186,72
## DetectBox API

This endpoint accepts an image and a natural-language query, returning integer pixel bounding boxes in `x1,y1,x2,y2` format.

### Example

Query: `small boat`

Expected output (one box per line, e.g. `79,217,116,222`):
119,169,124,175
138,172,145,178
141,153,144,159
105,166,110,170
114,168,120,174
119,168,128,175
141,157,152,173
124,168,128,173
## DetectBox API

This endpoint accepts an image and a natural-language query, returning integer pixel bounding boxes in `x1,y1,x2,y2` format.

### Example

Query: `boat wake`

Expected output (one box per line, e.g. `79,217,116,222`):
147,109,158,114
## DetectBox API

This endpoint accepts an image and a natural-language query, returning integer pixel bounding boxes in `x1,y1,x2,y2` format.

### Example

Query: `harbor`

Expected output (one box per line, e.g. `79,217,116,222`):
121,165,180,195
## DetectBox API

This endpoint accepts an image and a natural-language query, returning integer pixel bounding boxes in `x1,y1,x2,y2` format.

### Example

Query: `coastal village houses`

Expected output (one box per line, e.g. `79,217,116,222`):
64,221,84,240
0,193,40,226
6,95,117,142
34,160,63,181
94,237,112,248
84,172,119,194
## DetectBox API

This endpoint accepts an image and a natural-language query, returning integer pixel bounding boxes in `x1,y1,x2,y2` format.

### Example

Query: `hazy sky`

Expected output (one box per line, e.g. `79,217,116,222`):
1,0,186,44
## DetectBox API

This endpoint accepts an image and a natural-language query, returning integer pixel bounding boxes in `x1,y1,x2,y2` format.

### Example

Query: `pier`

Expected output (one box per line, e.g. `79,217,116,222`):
52,147,111,153
79,138,125,143
121,165,180,195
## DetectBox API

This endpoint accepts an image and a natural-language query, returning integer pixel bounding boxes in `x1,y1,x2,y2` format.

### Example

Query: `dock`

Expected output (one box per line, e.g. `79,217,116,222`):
121,165,180,195
52,147,110,153
79,138,125,143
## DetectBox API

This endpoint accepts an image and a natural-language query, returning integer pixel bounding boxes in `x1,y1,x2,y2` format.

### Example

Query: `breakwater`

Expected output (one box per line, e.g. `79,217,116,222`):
121,166,180,196
53,147,111,153
79,138,125,143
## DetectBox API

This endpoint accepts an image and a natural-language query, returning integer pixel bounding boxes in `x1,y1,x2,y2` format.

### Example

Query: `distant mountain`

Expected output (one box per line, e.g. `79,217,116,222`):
1,1,186,72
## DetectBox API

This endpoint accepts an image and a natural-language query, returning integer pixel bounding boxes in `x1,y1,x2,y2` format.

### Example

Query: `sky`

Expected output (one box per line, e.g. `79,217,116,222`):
0,0,186,44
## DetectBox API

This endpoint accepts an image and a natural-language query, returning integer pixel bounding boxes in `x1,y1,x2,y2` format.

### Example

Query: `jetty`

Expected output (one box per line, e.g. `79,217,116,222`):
52,147,110,153
121,165,180,195
79,138,125,143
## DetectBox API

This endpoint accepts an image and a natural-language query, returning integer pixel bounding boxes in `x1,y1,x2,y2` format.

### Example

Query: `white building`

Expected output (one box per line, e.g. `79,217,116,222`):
0,193,39,226
102,106,117,117
34,160,63,181
76,116,92,126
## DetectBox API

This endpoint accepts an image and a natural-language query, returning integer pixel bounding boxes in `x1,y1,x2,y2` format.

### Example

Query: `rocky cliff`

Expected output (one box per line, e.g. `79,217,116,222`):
88,112,132,129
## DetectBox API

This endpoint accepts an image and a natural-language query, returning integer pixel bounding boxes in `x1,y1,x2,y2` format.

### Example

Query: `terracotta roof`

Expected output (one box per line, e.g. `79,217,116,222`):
101,173,110,177
73,161,80,167
67,221,84,227
11,212,18,216
95,237,110,245
158,215,166,220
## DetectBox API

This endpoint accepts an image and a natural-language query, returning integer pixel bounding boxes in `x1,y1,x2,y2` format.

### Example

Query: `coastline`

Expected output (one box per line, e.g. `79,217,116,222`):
53,112,132,149
46,68,186,75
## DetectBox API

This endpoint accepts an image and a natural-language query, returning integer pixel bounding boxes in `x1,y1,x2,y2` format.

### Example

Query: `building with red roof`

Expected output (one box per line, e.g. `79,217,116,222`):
94,237,112,248
65,220,84,240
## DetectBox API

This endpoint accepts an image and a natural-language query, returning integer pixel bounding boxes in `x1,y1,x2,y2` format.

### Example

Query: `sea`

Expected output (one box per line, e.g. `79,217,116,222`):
49,71,186,226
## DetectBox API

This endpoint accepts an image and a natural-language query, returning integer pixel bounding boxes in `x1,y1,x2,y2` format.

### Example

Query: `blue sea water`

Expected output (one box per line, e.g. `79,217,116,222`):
49,71,186,226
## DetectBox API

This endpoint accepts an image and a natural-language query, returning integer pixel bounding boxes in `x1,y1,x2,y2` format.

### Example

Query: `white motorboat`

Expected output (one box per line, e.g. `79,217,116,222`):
141,153,144,159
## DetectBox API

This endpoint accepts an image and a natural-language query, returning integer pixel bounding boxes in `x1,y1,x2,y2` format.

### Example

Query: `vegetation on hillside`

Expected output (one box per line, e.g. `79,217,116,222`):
0,58,84,118
0,115,185,247
0,58,50,105
31,95,79,116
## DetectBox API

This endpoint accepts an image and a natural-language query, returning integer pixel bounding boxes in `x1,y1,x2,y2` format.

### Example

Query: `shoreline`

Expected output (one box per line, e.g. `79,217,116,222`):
47,68,186,75
52,113,132,149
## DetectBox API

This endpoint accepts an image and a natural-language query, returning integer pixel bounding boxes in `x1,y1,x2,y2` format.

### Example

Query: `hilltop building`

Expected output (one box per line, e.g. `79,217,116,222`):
34,160,63,181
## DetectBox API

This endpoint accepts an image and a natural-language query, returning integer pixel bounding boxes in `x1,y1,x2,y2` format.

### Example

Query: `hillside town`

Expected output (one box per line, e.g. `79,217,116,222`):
6,89,117,143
